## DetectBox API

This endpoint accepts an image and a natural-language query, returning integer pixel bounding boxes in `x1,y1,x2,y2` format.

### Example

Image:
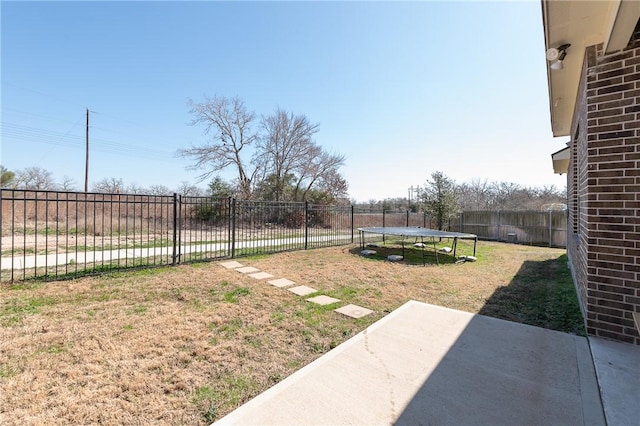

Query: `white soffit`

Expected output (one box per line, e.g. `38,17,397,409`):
551,146,570,174
605,1,640,53
542,0,633,137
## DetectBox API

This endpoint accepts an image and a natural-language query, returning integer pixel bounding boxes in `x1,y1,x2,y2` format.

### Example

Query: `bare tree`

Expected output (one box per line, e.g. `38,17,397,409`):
175,181,204,197
13,167,57,190
315,168,349,202
59,175,77,191
148,184,172,196
255,108,320,201
178,96,258,199
292,147,346,202
126,183,147,194
457,178,492,210
92,177,125,194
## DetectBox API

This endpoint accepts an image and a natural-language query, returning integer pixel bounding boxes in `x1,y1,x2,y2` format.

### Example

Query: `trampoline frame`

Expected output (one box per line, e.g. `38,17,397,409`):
357,227,478,265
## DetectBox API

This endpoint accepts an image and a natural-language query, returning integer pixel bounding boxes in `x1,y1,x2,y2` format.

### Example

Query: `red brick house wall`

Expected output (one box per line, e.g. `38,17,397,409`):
568,29,640,344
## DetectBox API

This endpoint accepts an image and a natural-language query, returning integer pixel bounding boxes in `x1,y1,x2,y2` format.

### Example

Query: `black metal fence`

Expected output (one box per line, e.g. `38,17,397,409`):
0,190,356,282
1,189,567,282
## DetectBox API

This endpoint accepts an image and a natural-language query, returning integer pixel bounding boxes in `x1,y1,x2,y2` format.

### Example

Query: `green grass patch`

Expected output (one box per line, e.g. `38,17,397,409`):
191,375,259,422
0,295,58,326
479,254,585,335
223,287,250,303
212,317,244,336
128,304,147,315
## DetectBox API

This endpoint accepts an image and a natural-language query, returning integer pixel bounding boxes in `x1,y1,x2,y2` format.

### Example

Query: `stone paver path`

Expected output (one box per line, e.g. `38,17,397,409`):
335,304,374,319
248,272,274,280
220,261,244,269
288,285,317,296
307,295,341,306
236,266,260,274
267,278,296,288
219,260,374,319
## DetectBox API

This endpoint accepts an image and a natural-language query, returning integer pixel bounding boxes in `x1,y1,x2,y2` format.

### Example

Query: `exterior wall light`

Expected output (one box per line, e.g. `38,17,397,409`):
546,43,571,70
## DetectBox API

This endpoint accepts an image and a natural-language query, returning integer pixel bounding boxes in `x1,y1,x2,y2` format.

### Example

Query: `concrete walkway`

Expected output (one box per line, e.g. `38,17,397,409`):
215,301,606,425
0,234,352,271
590,336,640,425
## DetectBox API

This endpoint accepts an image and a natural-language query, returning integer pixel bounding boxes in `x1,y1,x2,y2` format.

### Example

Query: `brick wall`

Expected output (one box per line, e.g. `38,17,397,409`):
573,35,640,344
567,46,591,320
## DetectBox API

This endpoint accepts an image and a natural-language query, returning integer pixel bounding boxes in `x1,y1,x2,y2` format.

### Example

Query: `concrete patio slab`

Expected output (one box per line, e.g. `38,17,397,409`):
287,285,317,296
306,295,340,306
248,272,274,280
219,261,244,269
235,266,259,274
335,304,374,319
267,278,295,288
215,301,604,426
589,336,640,426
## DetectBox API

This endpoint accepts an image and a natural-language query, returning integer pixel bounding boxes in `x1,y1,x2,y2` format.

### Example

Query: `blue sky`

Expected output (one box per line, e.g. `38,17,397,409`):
1,0,567,202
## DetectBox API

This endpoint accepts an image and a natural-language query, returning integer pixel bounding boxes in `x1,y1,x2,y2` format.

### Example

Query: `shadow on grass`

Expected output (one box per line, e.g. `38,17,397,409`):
347,241,464,266
478,253,585,336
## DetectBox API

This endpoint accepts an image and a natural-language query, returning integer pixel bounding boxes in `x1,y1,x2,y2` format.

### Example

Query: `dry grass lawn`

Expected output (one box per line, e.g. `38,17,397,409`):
0,240,583,425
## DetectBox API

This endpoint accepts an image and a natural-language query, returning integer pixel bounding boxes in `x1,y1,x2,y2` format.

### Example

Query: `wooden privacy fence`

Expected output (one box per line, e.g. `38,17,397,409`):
457,210,567,248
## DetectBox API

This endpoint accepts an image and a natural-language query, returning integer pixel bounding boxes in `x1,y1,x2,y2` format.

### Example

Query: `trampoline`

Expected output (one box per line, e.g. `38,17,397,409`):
357,227,478,265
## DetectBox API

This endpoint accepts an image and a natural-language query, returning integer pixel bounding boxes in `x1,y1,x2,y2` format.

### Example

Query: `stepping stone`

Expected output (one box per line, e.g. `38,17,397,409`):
414,242,426,248
335,304,374,319
387,255,403,262
307,295,341,306
267,278,296,288
220,260,244,269
440,247,452,253
361,249,376,256
236,266,260,274
367,243,381,248
248,272,274,280
288,285,317,296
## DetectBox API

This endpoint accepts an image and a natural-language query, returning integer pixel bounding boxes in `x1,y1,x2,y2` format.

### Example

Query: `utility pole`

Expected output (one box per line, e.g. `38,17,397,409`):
85,108,89,192
408,185,421,203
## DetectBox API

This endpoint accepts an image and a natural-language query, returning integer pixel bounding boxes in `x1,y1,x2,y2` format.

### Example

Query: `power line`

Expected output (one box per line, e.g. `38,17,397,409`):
1,122,177,162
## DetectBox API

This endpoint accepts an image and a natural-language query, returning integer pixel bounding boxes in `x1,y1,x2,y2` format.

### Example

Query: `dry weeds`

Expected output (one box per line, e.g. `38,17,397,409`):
0,241,579,425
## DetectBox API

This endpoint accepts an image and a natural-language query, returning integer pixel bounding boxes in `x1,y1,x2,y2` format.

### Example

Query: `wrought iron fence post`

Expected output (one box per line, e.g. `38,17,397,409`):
304,201,309,250
231,198,236,258
549,209,552,247
351,205,354,244
382,209,386,243
172,193,178,265
227,197,232,257
406,210,409,227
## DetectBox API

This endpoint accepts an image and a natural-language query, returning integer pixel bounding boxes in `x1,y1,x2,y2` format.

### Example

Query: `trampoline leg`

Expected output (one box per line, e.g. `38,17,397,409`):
473,238,477,256
433,238,439,265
